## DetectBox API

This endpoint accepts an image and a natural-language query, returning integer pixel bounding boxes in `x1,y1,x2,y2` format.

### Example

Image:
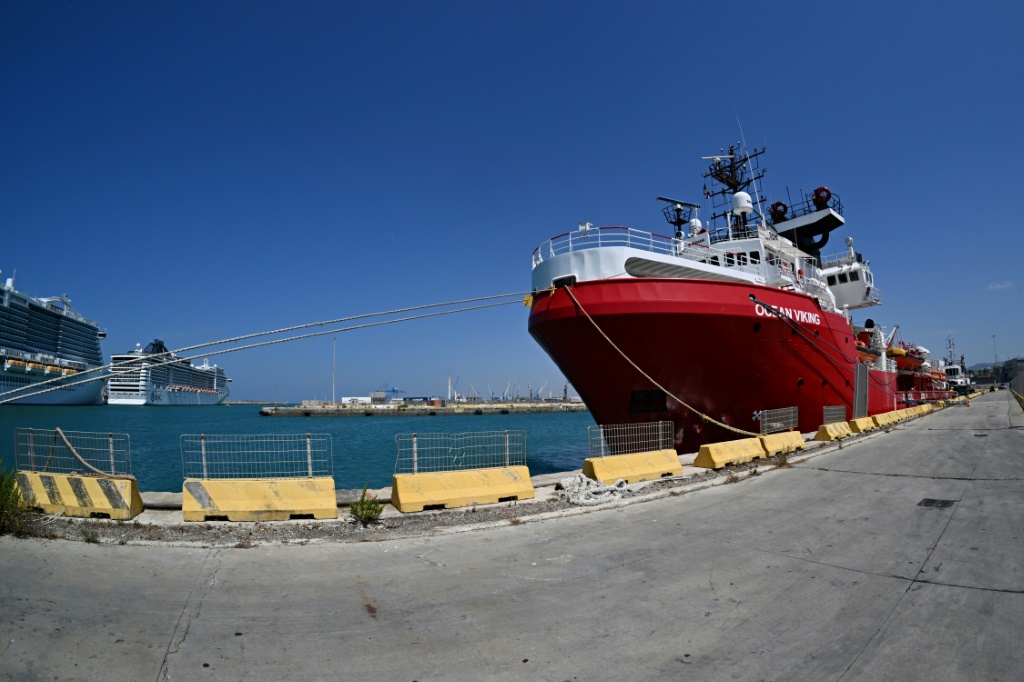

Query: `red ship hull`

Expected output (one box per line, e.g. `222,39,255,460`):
528,279,901,454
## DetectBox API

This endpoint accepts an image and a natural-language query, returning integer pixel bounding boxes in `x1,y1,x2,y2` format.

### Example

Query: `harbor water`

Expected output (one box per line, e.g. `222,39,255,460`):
0,405,595,493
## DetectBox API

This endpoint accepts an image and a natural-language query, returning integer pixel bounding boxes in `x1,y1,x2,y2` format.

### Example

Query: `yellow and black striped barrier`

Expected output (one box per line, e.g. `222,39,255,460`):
17,472,143,520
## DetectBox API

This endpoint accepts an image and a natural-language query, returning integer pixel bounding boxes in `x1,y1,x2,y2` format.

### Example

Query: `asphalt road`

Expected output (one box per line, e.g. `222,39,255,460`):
2,391,1022,681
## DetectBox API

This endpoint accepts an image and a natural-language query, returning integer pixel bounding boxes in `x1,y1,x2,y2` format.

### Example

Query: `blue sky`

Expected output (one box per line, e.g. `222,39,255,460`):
2,1,1021,401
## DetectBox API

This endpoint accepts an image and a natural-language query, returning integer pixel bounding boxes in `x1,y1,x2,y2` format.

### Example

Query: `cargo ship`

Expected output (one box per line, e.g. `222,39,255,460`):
0,270,105,405
527,143,950,453
107,339,230,405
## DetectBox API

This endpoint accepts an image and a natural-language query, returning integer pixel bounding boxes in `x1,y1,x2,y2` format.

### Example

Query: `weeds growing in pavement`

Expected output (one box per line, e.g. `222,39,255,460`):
0,466,28,537
349,485,384,527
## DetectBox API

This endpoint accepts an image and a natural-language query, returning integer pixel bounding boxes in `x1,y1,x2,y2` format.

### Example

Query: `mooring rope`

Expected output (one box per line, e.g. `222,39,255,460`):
561,286,759,437
1,292,529,404
55,427,134,480
748,294,904,400
558,473,648,506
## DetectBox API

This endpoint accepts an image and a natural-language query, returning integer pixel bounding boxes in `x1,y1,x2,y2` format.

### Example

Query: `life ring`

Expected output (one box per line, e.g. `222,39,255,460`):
770,201,787,220
780,261,789,274
812,186,832,207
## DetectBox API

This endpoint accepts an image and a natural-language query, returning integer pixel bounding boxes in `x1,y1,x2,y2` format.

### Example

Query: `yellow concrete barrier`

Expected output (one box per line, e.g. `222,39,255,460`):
693,437,765,469
391,466,534,512
16,472,143,520
182,477,338,522
815,421,853,441
872,413,890,427
583,449,682,485
759,431,806,457
849,416,876,433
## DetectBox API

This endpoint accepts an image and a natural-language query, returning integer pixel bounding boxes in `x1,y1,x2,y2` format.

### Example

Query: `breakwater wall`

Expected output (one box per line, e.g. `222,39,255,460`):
260,403,588,417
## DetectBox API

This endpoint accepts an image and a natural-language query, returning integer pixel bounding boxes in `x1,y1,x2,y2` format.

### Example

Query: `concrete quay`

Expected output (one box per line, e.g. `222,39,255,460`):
1,391,1022,681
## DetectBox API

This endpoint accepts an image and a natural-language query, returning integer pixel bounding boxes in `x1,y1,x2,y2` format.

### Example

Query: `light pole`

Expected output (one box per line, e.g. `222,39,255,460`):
992,335,998,384
332,337,336,407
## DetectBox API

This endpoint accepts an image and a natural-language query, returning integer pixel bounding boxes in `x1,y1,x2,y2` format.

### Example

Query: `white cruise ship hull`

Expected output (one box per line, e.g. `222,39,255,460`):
108,384,229,406
0,374,103,405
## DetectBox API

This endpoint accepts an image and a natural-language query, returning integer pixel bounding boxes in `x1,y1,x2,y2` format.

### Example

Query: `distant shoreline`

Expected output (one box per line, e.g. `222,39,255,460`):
259,402,588,417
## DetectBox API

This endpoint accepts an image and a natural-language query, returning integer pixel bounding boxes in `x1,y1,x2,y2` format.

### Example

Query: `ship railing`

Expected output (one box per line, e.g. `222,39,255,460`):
531,225,776,282
15,428,133,477
758,407,798,435
532,226,677,267
768,190,844,227
179,433,333,480
588,421,673,457
394,430,526,474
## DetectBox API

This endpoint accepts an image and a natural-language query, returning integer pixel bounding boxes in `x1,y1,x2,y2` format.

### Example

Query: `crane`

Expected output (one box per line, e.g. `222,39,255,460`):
373,383,406,402
536,379,549,400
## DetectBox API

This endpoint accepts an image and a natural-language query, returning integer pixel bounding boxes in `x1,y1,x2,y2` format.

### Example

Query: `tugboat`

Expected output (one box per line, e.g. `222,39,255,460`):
527,142,940,453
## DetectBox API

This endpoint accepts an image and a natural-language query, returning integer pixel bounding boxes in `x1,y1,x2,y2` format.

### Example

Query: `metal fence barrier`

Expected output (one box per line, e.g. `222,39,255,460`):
180,433,333,480
823,405,847,425
15,427,132,477
588,421,673,458
759,407,798,435
394,430,526,474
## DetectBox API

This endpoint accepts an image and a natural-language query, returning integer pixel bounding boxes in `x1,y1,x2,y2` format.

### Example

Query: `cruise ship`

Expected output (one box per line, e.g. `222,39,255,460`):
0,270,106,405
107,339,230,406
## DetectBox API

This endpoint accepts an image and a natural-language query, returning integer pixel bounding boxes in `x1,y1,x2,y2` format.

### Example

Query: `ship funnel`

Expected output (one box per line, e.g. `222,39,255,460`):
732,191,753,215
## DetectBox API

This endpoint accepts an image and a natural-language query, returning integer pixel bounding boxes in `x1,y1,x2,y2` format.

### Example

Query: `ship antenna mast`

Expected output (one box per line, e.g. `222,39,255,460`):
736,116,766,224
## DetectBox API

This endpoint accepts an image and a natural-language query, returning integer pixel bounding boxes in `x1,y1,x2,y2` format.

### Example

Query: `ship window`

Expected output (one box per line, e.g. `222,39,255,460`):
849,271,860,282
838,273,849,283
737,254,747,265
750,251,760,264
726,253,735,266
710,256,720,266
827,275,837,286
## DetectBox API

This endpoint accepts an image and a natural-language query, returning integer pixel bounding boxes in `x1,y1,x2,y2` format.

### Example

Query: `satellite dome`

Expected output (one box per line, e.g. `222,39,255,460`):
732,192,753,215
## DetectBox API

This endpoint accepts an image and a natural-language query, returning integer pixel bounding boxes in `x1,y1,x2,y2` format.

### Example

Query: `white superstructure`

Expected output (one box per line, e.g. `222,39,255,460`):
0,270,106,405
107,339,230,406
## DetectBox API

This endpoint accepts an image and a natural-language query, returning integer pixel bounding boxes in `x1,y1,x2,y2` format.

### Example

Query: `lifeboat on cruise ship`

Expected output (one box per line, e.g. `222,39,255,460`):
5,359,27,370
27,362,45,372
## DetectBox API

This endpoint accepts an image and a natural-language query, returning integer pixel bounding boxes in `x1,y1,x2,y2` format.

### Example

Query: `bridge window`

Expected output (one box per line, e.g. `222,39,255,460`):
725,253,735,266
827,275,837,286
838,273,849,283
850,271,860,282
750,251,760,264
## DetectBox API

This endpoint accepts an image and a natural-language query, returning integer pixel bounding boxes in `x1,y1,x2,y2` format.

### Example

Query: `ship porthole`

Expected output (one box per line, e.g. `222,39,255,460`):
797,378,804,387
753,322,761,333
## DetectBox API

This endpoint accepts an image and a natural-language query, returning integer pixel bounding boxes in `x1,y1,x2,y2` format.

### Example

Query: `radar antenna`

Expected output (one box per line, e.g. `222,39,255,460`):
656,196,700,238
700,144,767,228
